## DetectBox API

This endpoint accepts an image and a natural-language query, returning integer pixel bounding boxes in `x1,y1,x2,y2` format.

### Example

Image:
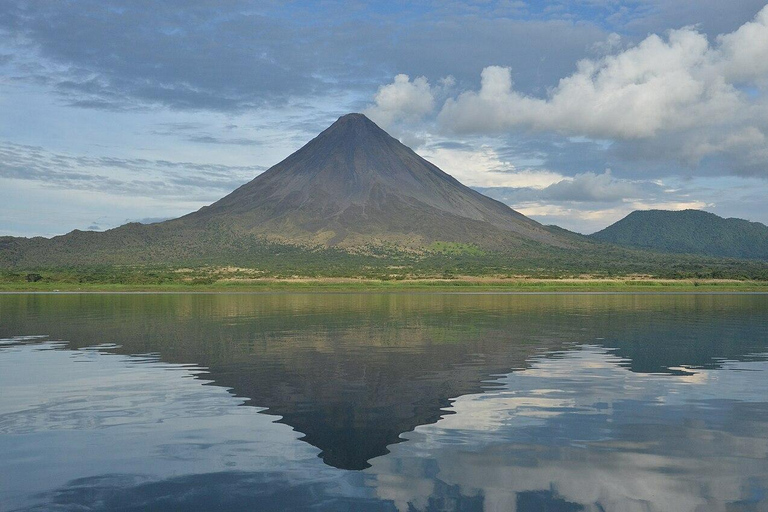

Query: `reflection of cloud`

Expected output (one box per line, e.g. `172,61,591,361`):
0,343,332,511
369,347,768,512
5,303,768,511
433,394,576,432
26,472,361,512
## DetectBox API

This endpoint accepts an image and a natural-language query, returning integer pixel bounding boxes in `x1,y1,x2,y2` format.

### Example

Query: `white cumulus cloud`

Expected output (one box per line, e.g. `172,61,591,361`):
418,144,564,188
364,74,435,128
435,6,768,174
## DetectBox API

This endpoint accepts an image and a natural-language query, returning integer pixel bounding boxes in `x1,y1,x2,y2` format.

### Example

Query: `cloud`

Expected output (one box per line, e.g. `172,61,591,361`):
0,142,262,199
2,0,762,117
437,7,768,175
418,144,564,188
185,135,262,146
472,171,720,233
619,0,768,38
512,198,713,234
3,0,767,238
0,1,611,112
479,173,768,234
717,5,768,83
512,199,709,224
0,2,328,111
417,143,715,232
542,170,641,202
439,36,732,139
132,217,172,225
371,346,768,512
364,74,435,127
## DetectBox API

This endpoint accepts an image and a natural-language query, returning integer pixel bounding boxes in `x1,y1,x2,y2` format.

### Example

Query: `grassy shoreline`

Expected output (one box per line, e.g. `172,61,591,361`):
3,278,768,293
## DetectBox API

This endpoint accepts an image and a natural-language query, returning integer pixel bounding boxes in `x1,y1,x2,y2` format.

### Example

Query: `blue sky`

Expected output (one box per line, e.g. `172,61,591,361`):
1,0,768,236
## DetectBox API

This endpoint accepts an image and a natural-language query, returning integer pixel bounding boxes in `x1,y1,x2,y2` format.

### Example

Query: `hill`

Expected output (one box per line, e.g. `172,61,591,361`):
591,210,768,260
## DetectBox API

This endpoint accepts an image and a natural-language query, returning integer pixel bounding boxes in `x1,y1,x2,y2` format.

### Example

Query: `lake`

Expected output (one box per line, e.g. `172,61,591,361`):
1,293,768,511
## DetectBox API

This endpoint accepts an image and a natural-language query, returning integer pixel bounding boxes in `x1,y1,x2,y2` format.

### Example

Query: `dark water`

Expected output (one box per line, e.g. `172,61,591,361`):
1,293,768,512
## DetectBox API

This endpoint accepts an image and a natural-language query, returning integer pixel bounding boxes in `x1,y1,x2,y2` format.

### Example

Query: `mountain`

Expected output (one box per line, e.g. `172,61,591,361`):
179,113,563,247
1,114,578,267
591,209,768,260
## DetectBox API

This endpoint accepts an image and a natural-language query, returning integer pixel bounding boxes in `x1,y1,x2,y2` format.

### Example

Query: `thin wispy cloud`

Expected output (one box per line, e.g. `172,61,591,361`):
0,142,262,198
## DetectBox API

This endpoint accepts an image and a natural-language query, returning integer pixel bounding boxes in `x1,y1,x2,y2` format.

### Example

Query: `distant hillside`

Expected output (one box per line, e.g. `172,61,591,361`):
591,210,768,260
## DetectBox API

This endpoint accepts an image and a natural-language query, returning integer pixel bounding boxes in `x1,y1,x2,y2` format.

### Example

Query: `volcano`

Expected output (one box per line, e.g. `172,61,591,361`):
177,113,564,248
1,113,577,267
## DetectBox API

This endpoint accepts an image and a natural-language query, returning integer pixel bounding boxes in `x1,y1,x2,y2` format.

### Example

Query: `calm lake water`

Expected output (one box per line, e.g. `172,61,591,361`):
1,293,768,511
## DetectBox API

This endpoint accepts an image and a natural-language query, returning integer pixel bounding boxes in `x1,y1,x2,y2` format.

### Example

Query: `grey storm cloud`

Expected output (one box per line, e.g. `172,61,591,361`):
0,0,614,111
2,0,765,114
0,1,326,110
618,0,768,37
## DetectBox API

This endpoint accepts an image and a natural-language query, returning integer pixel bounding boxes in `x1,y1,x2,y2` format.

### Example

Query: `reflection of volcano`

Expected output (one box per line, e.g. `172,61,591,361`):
209,328,551,470
2,294,767,471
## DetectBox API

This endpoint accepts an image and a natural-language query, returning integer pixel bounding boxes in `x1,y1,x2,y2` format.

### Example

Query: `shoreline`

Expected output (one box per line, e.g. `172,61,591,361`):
2,278,768,293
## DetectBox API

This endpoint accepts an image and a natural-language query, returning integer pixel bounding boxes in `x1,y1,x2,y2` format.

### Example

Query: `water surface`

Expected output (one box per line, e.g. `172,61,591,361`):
1,293,767,511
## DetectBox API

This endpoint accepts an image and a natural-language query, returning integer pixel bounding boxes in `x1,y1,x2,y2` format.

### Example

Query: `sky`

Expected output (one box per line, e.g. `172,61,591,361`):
1,0,768,236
